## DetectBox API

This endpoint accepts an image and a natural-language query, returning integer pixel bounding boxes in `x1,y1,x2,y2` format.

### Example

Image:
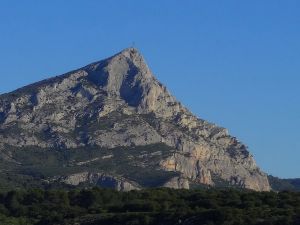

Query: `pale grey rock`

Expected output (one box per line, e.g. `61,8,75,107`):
163,176,190,189
92,118,162,148
0,48,270,191
62,172,140,191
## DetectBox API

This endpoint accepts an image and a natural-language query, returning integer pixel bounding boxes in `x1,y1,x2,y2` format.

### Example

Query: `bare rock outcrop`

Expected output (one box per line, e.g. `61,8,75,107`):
0,48,270,191
62,172,140,191
163,176,190,189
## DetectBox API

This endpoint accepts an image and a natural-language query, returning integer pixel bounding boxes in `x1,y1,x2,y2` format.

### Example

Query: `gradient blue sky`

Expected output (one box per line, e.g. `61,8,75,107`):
0,1,299,178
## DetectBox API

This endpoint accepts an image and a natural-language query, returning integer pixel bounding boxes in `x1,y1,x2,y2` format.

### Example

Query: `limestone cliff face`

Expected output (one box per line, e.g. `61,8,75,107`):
0,48,270,191
61,172,140,191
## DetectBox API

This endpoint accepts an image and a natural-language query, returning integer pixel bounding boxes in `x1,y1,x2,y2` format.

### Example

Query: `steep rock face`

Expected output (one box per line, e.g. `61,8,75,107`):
61,172,140,191
163,176,190,189
0,48,270,191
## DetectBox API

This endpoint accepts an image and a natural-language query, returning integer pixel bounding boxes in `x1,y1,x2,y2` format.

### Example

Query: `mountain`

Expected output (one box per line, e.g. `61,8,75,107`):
0,48,270,191
268,176,300,191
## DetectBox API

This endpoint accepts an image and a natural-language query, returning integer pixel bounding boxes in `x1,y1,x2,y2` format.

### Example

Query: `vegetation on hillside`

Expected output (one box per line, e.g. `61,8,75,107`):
268,175,300,192
0,188,300,225
0,144,178,191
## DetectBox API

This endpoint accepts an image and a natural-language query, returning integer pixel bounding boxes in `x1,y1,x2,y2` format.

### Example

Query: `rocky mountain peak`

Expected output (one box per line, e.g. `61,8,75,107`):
86,47,153,86
117,47,148,66
82,48,178,116
0,48,270,191
87,48,153,100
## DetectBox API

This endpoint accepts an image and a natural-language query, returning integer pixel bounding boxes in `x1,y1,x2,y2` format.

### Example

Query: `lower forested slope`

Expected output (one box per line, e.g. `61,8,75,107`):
0,188,300,225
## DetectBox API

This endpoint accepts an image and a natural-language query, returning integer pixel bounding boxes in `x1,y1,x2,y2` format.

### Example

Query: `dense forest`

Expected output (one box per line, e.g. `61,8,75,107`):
0,188,300,225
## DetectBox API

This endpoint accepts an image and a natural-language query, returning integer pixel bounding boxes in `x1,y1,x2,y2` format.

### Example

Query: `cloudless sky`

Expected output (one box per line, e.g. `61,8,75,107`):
0,0,299,178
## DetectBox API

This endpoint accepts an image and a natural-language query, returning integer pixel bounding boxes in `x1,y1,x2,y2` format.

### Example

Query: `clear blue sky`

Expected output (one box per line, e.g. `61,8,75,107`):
0,0,299,178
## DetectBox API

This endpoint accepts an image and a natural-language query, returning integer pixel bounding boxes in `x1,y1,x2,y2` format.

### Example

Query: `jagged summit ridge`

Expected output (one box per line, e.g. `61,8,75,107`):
0,48,270,191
